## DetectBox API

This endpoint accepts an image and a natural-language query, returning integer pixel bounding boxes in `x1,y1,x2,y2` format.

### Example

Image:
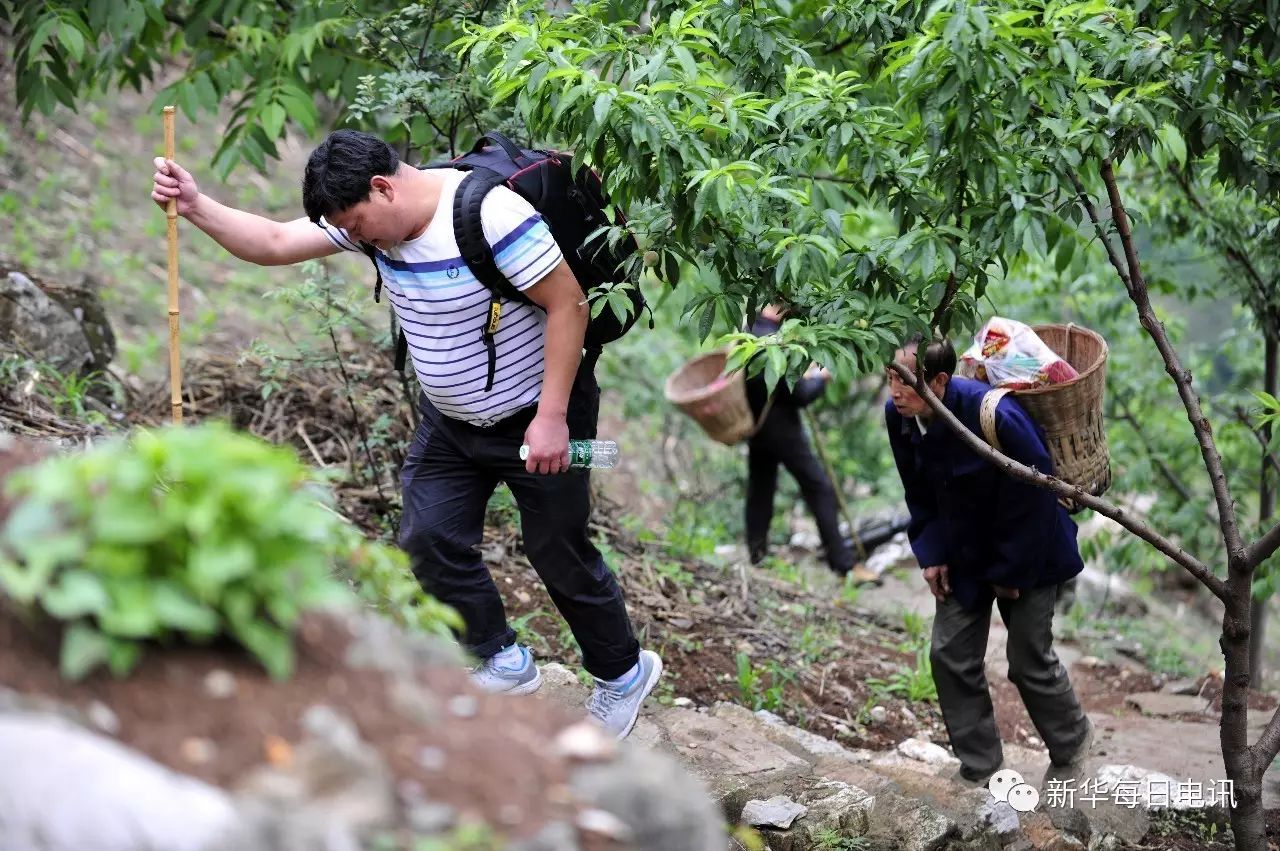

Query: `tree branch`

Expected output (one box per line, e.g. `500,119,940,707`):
1099,157,1247,569
887,361,1227,601
1246,521,1280,571
1169,165,1279,338
930,171,967,333
1229,404,1280,482
163,11,228,40
931,272,960,334
1250,705,1280,769
1114,397,1197,505
811,173,865,186
824,36,856,55
1067,172,1129,288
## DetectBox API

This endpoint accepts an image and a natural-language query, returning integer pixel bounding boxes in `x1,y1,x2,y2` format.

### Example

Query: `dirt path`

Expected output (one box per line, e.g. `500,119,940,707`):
858,567,1280,807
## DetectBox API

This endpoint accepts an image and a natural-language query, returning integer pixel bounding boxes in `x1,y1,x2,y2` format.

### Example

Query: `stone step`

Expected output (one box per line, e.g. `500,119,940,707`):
536,663,1162,851
710,703,876,766
706,703,983,851
535,664,813,818
657,707,815,818
741,777,877,851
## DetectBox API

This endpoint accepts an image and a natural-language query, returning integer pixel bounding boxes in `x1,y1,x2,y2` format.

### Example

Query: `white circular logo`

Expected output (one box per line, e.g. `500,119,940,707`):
988,768,1026,803
1008,783,1041,813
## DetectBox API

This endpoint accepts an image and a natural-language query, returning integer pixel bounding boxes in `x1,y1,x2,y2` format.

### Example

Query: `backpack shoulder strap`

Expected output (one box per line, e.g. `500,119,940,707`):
453,169,529,305
979,388,1012,450
356,239,409,371
452,169,535,393
358,240,384,302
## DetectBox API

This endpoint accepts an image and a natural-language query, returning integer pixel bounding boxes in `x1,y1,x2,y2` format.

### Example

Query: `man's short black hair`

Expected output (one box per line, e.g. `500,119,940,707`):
904,332,957,381
302,130,400,223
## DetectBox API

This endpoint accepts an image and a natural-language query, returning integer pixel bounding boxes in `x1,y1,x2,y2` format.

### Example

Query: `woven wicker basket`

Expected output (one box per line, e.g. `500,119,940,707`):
977,323,1111,511
664,351,756,446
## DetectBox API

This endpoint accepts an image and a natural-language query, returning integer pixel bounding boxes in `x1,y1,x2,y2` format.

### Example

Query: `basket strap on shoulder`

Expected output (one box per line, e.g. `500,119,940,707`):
979,388,1012,450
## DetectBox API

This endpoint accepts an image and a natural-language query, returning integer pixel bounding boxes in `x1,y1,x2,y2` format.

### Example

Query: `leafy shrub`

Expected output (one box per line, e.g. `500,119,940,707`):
0,423,458,680
867,646,938,704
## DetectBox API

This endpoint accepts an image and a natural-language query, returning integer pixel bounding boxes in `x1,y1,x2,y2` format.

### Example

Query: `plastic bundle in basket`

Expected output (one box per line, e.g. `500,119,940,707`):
960,317,1080,389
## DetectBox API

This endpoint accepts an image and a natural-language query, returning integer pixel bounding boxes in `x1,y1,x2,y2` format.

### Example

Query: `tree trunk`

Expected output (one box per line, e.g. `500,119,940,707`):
1089,161,1263,850
1222,585,1266,850
1250,335,1277,687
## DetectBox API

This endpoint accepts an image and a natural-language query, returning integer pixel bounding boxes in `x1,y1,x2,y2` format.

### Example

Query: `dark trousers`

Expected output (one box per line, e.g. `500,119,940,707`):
930,585,1088,774
745,408,853,574
398,371,640,680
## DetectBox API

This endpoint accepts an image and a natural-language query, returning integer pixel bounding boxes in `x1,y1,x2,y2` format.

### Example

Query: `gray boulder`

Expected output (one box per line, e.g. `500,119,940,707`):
0,713,241,851
570,737,727,851
0,270,97,375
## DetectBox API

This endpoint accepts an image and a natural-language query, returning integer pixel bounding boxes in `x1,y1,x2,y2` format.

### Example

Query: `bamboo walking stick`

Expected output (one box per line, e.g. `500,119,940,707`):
801,408,870,565
163,106,184,424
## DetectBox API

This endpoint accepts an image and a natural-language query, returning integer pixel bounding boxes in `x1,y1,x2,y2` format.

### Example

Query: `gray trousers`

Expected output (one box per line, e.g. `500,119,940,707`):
931,585,1088,776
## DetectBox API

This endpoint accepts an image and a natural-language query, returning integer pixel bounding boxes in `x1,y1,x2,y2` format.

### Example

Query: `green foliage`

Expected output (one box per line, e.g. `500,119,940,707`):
898,610,930,651
761,554,806,587
735,651,794,713
508,607,553,655
41,367,102,420
1149,806,1230,846
0,423,457,680
409,822,505,851
446,0,1280,620
456,0,1277,373
342,530,462,642
838,577,863,607
867,645,938,705
796,623,837,665
814,831,872,851
3,0,515,177
371,821,506,851
868,611,938,704
653,558,695,589
731,825,768,851
0,356,110,425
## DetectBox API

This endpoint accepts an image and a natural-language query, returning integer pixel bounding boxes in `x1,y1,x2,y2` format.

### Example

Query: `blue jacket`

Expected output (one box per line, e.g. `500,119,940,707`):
885,377,1084,610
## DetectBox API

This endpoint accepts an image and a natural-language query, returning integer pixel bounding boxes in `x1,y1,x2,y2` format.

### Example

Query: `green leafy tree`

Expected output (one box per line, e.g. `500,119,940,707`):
455,1,1280,845
9,0,1280,844
1,0,516,174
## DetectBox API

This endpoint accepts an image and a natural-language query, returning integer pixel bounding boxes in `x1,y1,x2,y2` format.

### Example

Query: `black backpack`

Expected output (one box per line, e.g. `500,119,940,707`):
362,131,647,391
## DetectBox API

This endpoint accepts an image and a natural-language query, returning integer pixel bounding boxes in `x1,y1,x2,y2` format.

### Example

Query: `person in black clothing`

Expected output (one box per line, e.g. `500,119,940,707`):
744,304,860,578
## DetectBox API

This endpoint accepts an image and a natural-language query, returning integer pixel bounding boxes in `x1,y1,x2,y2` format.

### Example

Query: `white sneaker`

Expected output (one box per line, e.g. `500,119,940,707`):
586,650,663,739
470,645,542,695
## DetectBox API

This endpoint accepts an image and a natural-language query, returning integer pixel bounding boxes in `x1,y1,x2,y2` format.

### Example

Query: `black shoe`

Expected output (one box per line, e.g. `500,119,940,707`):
951,762,1002,788
1043,717,1095,788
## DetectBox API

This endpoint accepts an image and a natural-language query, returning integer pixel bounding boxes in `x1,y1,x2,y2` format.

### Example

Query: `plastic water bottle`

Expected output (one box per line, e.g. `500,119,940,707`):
519,439,619,469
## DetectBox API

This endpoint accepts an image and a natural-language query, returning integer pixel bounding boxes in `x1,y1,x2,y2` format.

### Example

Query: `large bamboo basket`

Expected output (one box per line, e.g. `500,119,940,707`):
664,351,756,446
985,323,1111,511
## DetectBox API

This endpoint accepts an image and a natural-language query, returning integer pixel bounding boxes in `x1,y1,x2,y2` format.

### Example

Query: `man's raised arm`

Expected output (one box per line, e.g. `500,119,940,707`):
151,157,340,266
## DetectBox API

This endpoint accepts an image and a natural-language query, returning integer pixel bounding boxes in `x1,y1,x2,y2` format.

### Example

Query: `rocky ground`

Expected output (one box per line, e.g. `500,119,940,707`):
3,306,1279,849
491,529,1280,849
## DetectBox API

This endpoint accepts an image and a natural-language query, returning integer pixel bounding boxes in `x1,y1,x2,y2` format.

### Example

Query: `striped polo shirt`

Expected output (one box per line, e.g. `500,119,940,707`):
321,168,562,426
